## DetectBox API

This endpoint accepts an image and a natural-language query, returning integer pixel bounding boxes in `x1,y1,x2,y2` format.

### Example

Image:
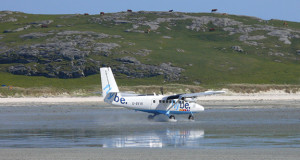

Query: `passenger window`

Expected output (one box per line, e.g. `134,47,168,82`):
162,100,165,103
153,100,155,103
159,100,162,103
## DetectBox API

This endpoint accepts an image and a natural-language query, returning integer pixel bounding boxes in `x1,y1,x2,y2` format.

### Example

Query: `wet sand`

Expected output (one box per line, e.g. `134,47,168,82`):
0,148,299,160
1,97,300,159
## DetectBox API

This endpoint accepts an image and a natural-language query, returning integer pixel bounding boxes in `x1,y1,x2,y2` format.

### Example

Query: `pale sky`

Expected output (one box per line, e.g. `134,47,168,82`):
1,0,299,22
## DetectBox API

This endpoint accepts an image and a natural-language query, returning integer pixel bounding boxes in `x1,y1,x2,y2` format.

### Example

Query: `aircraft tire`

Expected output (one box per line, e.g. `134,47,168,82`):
148,115,154,120
169,115,175,120
188,115,194,120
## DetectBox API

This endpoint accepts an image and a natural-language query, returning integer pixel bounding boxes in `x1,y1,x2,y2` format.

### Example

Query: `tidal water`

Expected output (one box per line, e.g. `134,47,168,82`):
0,104,299,148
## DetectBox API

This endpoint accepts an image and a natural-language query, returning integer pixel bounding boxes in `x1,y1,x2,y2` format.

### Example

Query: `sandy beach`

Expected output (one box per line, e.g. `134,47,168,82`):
0,148,299,160
1,90,300,106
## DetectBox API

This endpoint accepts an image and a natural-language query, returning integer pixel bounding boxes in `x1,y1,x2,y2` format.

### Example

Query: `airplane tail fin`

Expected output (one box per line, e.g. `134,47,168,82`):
100,67,119,99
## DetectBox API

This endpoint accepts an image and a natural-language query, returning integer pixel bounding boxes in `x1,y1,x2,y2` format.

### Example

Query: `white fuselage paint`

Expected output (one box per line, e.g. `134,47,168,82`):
105,93,204,114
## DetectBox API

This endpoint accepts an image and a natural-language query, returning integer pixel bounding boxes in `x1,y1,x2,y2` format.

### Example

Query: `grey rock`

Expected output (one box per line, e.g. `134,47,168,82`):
56,30,114,39
4,25,31,33
244,41,260,46
114,20,130,24
5,17,17,22
1,30,122,78
162,36,172,39
225,24,300,45
116,56,141,64
8,65,31,75
186,16,242,32
31,20,53,25
0,11,18,22
20,32,52,39
113,61,184,81
239,35,266,41
133,49,152,56
267,29,293,45
268,52,284,57
232,46,244,52
93,43,120,54
176,49,185,53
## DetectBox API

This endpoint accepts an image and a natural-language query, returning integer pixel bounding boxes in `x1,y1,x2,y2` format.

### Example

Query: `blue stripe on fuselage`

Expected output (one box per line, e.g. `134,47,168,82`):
134,109,198,115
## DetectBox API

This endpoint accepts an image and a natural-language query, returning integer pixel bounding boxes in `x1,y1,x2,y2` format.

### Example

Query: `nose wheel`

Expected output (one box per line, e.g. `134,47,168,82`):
148,114,155,120
188,114,194,120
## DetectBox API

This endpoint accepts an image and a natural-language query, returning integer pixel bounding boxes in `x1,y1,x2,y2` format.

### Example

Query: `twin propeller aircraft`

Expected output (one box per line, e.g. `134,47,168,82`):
100,67,225,121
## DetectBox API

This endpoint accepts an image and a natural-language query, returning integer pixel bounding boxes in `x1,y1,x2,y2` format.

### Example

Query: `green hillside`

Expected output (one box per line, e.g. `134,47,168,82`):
1,11,300,95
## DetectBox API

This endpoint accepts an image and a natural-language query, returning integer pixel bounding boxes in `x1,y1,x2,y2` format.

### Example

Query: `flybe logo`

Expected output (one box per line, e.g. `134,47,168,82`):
107,93,127,104
172,101,190,111
103,84,111,94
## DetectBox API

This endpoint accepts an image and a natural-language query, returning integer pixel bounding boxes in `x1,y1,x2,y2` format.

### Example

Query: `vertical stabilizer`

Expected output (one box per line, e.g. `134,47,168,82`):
100,67,119,98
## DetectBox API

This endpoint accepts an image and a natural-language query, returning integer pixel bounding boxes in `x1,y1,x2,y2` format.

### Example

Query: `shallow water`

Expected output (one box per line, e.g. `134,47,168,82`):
0,104,299,148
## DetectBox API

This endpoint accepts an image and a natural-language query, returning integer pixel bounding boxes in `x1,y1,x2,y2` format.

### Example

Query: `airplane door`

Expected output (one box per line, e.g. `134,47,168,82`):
150,99,157,110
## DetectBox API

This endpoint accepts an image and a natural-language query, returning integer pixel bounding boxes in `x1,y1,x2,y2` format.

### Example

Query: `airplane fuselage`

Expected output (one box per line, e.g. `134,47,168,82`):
105,93,204,115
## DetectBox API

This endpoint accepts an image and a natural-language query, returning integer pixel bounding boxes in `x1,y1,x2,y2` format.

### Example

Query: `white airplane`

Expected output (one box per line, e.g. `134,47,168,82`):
100,67,225,121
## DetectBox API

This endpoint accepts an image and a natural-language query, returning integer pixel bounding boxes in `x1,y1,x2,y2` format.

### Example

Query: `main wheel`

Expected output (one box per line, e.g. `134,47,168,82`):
148,115,155,120
169,115,175,120
188,115,194,120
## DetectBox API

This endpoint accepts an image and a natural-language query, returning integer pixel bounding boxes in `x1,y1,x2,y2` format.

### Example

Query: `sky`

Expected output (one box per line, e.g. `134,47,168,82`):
1,0,299,22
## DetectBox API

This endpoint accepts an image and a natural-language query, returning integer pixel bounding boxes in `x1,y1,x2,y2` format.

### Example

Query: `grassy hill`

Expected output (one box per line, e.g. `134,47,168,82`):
1,11,300,96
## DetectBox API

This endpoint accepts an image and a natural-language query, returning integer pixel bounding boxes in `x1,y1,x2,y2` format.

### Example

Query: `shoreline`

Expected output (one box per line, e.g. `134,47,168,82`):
1,92,300,105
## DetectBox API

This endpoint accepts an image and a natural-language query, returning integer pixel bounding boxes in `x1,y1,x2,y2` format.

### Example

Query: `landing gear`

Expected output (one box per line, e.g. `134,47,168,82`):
169,115,175,120
188,114,194,120
168,115,177,122
148,115,155,120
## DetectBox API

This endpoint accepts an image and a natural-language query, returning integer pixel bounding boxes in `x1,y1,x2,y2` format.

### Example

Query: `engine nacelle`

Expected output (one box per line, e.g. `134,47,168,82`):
183,98,195,102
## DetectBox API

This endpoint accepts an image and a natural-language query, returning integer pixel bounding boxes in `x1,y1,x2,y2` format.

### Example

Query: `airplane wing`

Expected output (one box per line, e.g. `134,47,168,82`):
180,90,225,98
165,90,225,112
167,90,225,100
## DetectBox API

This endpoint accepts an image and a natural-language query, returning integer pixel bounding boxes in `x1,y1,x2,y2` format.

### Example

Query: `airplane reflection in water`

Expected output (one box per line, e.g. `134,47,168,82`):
102,129,204,148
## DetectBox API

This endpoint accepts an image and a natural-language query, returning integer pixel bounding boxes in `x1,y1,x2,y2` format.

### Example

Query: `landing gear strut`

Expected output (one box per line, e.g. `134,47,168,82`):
188,114,194,120
148,115,155,120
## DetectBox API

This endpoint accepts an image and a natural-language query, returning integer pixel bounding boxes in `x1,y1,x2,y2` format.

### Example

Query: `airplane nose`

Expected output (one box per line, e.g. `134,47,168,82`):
195,103,204,111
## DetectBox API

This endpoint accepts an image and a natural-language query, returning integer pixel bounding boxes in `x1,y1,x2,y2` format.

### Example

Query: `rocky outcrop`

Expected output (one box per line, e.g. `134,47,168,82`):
0,11,18,22
20,32,53,39
1,30,121,78
225,25,300,45
30,20,53,25
89,11,300,46
232,46,243,52
3,25,31,33
239,35,266,41
116,56,141,64
115,57,184,81
133,49,152,56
